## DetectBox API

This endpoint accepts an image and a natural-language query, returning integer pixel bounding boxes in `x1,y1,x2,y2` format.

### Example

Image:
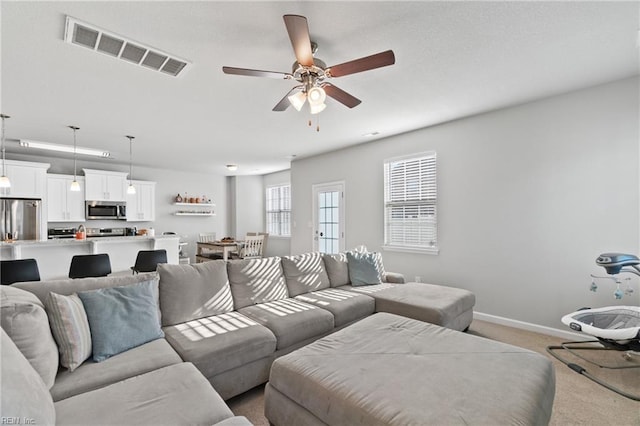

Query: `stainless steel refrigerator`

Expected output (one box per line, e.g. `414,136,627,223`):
0,198,42,241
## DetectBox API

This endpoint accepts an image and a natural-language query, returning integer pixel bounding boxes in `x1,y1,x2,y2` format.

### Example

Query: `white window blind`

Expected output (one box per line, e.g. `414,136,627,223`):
383,152,438,253
266,184,291,237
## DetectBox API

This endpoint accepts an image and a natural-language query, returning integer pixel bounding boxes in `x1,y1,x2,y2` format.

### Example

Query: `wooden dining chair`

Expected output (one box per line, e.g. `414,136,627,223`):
198,232,223,260
235,234,265,259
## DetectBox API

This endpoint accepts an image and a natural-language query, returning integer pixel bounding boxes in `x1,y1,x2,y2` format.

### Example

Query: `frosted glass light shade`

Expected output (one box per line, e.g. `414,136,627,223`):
127,184,136,195
309,102,326,115
69,179,81,192
288,91,306,111
307,87,326,106
0,175,10,188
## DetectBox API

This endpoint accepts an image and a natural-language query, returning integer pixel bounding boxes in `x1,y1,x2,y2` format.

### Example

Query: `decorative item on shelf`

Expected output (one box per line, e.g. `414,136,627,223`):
69,125,81,192
0,114,11,189
175,193,183,203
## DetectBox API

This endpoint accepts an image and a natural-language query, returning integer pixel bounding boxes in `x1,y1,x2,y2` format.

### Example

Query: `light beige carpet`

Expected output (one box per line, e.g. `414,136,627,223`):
227,319,640,425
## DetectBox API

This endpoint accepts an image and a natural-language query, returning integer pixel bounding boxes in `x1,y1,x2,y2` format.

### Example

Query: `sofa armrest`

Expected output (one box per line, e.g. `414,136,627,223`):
383,272,406,284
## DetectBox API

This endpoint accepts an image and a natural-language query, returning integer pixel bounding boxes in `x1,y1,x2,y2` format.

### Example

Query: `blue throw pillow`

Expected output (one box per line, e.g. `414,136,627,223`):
78,280,164,362
347,251,383,286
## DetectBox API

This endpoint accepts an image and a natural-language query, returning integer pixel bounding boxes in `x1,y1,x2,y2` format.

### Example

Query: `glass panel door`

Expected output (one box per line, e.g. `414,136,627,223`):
313,182,345,254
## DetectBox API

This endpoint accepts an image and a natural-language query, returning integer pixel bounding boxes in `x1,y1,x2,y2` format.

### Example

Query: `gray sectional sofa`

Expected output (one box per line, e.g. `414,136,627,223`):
1,251,476,425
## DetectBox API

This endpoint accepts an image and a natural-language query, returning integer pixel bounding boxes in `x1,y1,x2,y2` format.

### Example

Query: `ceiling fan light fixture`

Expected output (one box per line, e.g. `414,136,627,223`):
288,91,307,111
309,102,326,115
307,86,326,106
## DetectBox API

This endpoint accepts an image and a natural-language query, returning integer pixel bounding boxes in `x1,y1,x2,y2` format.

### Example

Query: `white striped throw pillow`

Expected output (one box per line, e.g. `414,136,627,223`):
45,292,92,371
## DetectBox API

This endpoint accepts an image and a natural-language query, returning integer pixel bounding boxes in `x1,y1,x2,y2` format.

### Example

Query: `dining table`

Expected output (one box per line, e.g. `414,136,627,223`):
196,240,243,262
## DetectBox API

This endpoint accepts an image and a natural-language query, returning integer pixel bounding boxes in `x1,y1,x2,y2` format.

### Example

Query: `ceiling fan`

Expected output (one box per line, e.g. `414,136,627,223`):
222,14,395,115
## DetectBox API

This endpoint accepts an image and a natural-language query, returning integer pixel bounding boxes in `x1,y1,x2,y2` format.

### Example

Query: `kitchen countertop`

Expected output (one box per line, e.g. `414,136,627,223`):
0,234,178,246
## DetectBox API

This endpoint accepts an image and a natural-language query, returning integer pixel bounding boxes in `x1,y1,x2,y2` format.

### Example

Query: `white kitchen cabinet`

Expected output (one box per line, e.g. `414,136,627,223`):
47,174,85,222
0,160,50,198
83,169,128,201
126,180,156,222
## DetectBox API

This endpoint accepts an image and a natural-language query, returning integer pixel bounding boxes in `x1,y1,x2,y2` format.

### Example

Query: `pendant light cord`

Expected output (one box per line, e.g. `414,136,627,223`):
1,114,8,176
126,136,134,186
69,126,79,181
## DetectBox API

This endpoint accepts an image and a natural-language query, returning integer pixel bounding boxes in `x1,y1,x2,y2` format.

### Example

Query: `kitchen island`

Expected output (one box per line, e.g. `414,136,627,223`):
0,235,179,280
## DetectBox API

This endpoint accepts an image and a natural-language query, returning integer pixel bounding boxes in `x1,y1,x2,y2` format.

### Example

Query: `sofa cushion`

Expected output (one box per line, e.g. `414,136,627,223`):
344,282,476,331
13,272,158,304
239,299,334,350
164,311,277,378
282,252,331,297
158,261,234,326
51,338,182,402
78,280,164,362
54,363,234,426
322,253,350,287
346,251,383,286
0,328,56,425
0,285,59,389
45,292,92,372
227,257,289,309
295,288,375,327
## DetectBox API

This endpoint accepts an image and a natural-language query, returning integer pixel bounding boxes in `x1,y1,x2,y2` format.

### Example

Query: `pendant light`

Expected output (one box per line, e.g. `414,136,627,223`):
126,136,136,195
0,114,11,188
69,126,81,191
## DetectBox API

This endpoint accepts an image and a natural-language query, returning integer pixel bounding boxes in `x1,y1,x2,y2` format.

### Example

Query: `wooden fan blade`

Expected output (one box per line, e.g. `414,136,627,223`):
322,83,362,108
283,15,314,67
273,86,303,111
326,50,395,78
222,66,291,79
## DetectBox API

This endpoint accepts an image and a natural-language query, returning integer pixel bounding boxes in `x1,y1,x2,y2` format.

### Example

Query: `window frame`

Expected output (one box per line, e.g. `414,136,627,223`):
382,151,439,255
265,183,291,238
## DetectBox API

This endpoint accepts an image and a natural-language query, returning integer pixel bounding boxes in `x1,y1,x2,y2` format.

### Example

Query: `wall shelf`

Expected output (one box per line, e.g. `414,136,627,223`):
173,202,215,217
174,202,215,207
174,212,215,217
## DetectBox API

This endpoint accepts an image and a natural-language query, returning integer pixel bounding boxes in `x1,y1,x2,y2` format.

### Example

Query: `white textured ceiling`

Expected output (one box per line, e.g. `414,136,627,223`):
1,1,638,175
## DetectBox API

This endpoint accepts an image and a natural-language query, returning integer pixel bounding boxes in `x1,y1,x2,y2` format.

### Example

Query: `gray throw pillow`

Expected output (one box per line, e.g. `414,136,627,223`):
78,280,164,362
0,286,59,389
346,251,383,286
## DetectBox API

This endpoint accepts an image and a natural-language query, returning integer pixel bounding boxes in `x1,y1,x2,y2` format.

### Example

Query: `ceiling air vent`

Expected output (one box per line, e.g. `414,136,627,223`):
64,16,191,77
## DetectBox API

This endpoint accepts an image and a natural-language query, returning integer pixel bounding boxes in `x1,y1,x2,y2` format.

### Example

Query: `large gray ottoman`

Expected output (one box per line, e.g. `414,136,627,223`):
265,313,555,426
344,282,476,331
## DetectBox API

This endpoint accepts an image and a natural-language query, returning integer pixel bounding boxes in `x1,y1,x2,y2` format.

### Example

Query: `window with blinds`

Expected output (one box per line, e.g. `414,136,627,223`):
383,152,438,254
266,184,291,237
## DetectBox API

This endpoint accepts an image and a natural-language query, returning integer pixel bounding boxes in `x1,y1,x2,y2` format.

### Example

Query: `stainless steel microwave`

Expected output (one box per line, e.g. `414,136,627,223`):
86,201,126,220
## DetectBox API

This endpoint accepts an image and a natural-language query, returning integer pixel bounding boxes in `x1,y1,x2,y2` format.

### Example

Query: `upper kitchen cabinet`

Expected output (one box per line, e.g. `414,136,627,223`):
126,180,156,222
83,169,128,201
47,174,85,222
0,160,50,198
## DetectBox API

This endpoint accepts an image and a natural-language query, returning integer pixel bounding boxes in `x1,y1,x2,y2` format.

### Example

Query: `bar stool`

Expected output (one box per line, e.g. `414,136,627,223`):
1,259,41,285
131,249,167,274
68,254,112,279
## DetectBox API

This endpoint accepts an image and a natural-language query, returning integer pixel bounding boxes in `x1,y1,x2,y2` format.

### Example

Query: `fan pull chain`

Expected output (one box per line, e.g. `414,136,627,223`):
316,115,320,132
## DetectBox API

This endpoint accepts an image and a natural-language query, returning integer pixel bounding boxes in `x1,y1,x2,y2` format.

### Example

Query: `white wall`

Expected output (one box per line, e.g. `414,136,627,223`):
6,153,227,263
290,77,639,330
228,175,264,239
263,169,291,257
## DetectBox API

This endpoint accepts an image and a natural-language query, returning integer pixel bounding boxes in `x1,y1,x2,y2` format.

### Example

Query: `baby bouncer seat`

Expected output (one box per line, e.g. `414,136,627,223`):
546,253,640,401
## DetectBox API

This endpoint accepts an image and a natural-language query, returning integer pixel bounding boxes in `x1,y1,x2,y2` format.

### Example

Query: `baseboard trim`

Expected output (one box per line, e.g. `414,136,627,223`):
473,311,589,341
